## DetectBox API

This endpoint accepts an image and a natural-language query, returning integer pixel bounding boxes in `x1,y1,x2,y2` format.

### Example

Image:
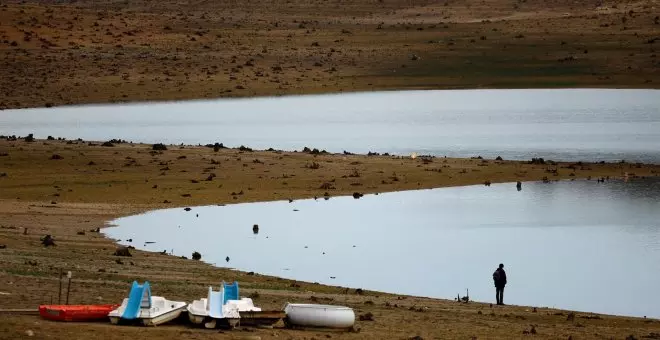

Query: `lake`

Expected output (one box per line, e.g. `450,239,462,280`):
106,178,660,318
2,89,660,162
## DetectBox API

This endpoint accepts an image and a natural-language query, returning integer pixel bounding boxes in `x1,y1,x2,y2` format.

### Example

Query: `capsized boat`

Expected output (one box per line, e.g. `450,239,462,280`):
108,281,186,326
39,304,119,322
284,303,355,329
187,281,261,328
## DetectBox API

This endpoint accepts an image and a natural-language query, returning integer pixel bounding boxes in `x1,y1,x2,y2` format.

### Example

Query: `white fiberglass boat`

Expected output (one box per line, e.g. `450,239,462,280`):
108,281,187,326
187,281,261,328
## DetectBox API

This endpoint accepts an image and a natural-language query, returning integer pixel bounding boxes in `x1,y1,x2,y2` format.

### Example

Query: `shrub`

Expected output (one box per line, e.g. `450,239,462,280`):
192,251,202,260
152,143,167,151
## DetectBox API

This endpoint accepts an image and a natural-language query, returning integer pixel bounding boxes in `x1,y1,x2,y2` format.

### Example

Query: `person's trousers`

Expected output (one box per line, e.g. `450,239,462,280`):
496,286,504,305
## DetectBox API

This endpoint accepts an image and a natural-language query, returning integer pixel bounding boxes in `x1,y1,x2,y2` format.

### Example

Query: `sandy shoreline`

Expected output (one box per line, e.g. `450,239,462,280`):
2,137,660,339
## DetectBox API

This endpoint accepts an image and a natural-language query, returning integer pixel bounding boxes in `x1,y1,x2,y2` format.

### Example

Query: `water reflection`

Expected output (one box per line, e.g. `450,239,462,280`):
3,89,660,162
107,178,660,317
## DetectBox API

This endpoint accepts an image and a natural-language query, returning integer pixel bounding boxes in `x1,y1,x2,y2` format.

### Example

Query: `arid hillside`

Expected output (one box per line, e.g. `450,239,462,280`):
0,0,659,109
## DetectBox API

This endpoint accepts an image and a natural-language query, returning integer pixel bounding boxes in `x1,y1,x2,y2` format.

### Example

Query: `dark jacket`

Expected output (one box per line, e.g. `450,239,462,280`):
493,268,507,288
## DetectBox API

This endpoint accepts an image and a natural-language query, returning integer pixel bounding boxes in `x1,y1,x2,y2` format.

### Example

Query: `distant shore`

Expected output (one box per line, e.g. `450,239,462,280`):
2,0,659,110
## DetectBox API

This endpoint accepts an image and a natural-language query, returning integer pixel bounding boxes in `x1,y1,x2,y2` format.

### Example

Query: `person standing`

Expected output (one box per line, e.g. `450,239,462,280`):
493,263,507,305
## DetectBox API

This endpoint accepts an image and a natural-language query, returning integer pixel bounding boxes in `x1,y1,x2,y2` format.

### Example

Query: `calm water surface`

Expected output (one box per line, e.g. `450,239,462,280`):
3,89,660,162
106,178,660,318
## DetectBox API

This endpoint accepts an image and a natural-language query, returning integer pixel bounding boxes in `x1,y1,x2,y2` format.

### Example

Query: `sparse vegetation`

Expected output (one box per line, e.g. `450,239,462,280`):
152,143,167,151
0,0,656,111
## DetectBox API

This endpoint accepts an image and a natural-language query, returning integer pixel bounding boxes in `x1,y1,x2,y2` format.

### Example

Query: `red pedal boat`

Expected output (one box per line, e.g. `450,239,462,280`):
39,304,120,322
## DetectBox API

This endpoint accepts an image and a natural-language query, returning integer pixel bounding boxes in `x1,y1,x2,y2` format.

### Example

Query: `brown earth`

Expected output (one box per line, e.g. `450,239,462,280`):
1,0,659,109
1,137,660,339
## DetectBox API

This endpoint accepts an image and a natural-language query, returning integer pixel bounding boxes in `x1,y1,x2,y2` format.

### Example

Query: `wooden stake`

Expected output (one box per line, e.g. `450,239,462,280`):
58,269,63,304
65,271,72,305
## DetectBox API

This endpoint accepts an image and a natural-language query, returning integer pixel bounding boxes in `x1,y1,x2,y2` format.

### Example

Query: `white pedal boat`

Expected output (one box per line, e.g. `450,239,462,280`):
284,303,355,329
187,281,261,328
108,281,186,326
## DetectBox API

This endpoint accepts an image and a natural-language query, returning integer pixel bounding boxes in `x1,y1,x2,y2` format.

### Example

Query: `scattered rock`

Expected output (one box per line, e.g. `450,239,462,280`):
184,207,192,211
25,330,34,337
50,154,63,160
253,224,259,234
358,312,374,321
152,143,167,151
113,246,132,257
76,230,85,235
192,251,202,260
352,192,363,199
0,245,6,249
319,182,335,190
40,235,56,247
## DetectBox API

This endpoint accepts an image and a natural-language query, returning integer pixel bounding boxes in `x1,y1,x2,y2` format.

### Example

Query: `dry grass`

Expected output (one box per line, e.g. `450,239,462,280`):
1,138,657,205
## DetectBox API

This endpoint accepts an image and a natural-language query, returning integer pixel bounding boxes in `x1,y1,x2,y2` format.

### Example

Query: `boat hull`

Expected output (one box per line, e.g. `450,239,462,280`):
39,304,119,322
284,303,355,329
108,296,187,326
141,307,185,326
